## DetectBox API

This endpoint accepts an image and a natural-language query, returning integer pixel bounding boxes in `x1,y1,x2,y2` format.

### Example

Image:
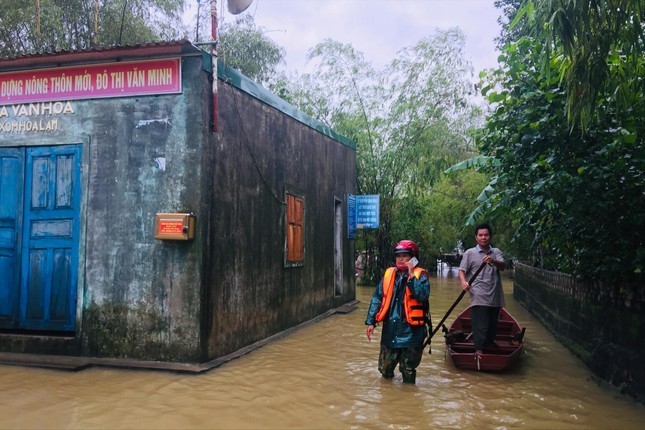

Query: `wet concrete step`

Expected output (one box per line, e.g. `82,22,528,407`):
335,300,360,314
0,300,360,373
0,352,92,371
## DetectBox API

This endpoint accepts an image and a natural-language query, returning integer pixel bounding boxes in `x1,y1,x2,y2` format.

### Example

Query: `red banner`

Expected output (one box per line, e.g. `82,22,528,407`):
0,58,181,105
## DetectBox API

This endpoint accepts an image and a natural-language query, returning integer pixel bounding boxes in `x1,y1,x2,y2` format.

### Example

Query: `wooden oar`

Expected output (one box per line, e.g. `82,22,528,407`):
424,260,487,353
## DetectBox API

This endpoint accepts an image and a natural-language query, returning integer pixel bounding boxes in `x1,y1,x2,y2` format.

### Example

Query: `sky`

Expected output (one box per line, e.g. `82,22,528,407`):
196,0,505,77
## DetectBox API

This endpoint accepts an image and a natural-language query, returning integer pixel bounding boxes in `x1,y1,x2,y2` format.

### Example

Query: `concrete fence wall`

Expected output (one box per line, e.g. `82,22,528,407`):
513,263,645,403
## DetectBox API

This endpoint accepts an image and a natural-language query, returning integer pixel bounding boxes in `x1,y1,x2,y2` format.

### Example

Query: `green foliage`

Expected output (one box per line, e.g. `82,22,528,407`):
218,15,286,87
283,29,483,280
398,170,489,261
444,156,501,174
514,0,644,132
0,0,185,56
476,35,644,283
188,0,211,43
493,0,525,50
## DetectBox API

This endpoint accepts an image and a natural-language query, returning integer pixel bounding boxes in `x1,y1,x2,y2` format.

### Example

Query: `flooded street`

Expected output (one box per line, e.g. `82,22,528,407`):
1,269,644,429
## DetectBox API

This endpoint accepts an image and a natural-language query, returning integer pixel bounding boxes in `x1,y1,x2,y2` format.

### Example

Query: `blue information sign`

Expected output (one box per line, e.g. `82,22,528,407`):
347,194,357,239
356,195,380,229
347,194,380,238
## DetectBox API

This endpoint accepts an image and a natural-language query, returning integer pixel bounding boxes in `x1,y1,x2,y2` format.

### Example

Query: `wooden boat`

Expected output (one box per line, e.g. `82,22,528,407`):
444,306,525,371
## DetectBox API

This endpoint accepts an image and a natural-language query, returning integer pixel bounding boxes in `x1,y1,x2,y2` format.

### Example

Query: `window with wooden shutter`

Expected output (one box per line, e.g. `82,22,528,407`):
286,193,304,263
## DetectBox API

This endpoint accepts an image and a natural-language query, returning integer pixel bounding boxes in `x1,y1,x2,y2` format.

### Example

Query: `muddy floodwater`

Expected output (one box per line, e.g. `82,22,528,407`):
1,269,644,429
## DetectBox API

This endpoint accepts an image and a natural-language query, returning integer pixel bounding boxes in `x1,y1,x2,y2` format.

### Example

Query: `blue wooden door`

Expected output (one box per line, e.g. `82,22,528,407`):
19,145,81,331
0,148,24,329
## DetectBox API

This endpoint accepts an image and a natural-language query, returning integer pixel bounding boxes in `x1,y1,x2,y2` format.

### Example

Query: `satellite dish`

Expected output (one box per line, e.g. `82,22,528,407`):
227,0,254,14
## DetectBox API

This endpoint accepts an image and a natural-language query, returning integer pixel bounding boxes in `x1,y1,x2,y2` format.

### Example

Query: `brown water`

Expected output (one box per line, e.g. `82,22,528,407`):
1,269,644,429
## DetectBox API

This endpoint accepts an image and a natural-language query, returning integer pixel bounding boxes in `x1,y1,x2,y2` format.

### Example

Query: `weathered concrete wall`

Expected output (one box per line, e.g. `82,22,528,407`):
80,58,208,362
0,51,210,362
79,55,210,362
514,263,645,402
204,70,357,359
0,44,357,366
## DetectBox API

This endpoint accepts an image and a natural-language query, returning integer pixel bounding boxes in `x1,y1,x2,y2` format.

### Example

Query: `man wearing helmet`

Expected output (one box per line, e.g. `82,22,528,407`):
364,240,430,384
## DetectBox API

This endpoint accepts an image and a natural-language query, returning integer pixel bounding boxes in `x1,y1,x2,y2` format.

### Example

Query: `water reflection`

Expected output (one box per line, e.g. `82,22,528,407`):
1,272,644,429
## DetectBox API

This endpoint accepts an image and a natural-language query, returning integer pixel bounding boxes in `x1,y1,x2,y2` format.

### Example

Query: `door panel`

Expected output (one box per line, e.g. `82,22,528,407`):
334,198,343,297
0,148,24,329
20,145,81,331
51,248,72,321
25,249,47,320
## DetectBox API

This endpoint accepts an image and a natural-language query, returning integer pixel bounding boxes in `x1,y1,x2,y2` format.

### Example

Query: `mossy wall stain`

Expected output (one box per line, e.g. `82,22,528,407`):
83,303,200,362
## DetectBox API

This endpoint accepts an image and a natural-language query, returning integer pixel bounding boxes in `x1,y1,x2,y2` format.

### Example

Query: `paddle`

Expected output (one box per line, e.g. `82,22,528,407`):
424,260,487,353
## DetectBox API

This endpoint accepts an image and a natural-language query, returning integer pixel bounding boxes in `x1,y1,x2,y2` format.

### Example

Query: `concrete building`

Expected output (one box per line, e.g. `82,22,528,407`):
0,40,356,370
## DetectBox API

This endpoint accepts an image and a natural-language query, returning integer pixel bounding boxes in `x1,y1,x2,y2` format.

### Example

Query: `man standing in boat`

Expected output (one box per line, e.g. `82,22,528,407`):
459,223,506,357
365,240,430,384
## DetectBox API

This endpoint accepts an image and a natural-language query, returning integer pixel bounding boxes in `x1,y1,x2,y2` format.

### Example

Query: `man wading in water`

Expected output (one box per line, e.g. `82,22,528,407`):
365,240,430,384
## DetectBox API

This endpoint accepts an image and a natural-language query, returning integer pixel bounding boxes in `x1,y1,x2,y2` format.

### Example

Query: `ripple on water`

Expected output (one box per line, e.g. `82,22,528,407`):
2,274,645,429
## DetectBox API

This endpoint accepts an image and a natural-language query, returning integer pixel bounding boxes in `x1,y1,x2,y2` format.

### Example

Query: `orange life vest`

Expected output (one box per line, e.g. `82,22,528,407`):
375,267,428,326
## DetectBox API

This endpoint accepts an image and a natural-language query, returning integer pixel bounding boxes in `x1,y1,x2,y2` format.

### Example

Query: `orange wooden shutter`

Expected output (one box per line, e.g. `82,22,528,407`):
286,194,304,261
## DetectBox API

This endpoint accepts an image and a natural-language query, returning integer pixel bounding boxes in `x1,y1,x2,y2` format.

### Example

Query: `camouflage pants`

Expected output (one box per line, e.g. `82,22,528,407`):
378,344,424,383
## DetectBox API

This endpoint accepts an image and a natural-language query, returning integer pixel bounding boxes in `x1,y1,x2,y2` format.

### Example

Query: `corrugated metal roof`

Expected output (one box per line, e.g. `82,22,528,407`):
0,40,203,72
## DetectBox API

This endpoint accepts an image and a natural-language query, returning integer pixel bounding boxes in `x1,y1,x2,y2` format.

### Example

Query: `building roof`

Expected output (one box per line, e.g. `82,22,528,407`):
0,40,202,72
